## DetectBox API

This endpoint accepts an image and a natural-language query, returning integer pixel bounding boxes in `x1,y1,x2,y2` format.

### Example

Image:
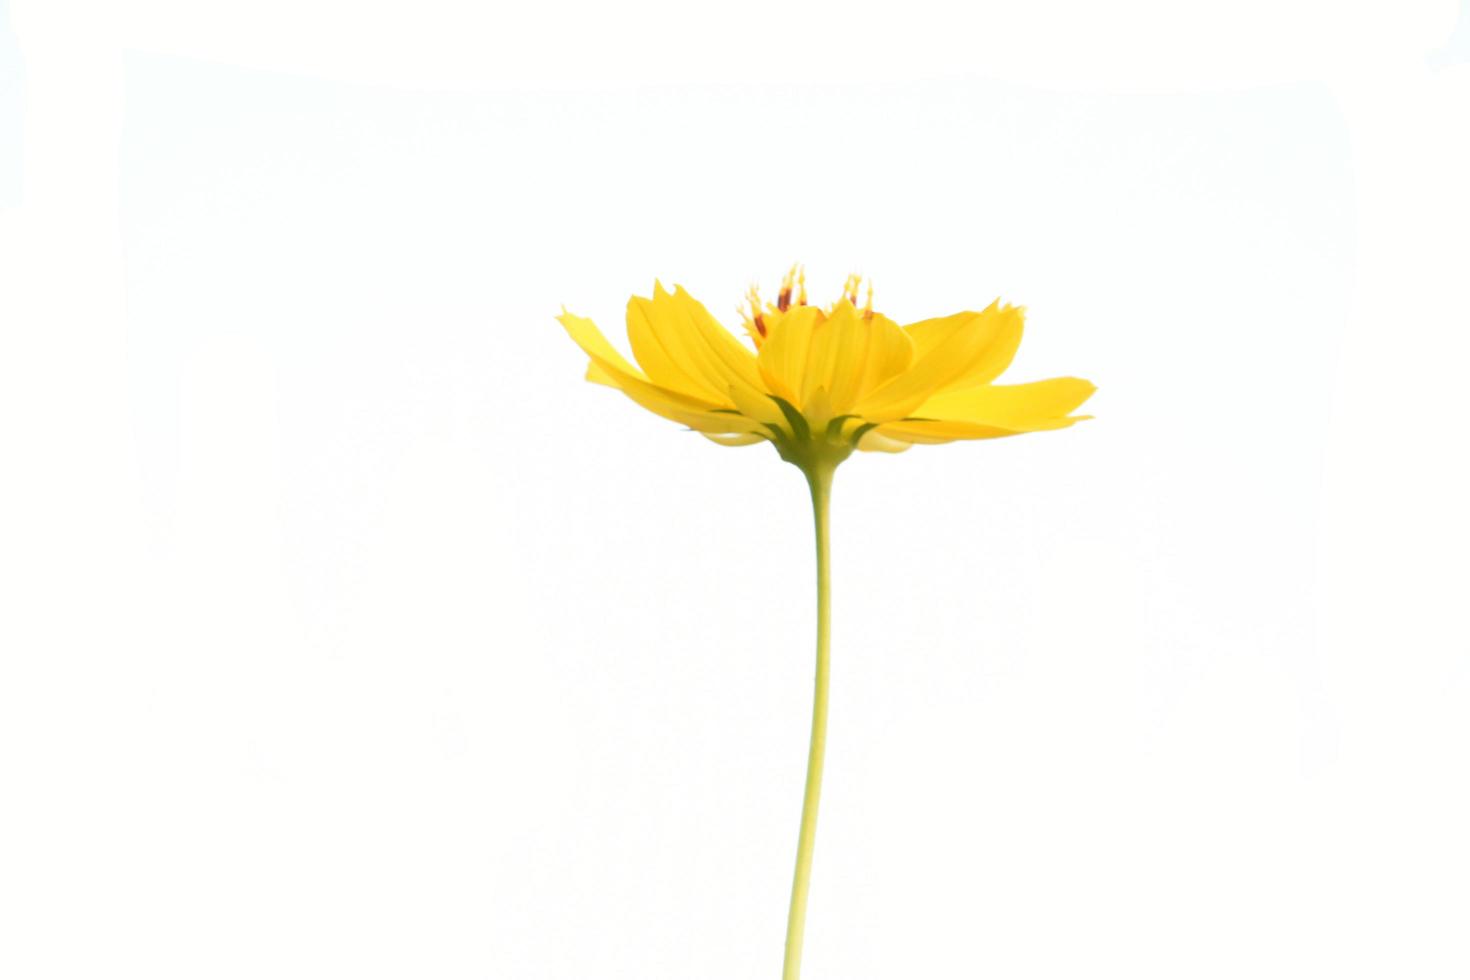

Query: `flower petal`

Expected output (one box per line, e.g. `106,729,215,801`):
913,377,1096,428
756,305,824,407
903,302,1025,393
559,307,645,379
850,310,1002,423
603,375,764,434
557,310,761,435
855,429,914,453
871,419,1024,444
727,383,788,429
799,301,915,413
872,377,1094,445
626,283,770,408
699,431,768,447
585,361,620,388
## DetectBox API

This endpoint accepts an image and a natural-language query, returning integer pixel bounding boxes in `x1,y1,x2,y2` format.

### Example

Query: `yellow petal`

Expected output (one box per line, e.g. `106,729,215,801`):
626,283,769,408
585,361,620,388
557,310,760,435
799,301,914,412
559,308,644,380
856,313,918,400
699,431,768,447
903,302,1025,394
726,382,787,428
877,377,1093,443
876,419,1065,444
902,303,995,358
850,310,1001,423
603,373,763,434
625,295,710,400
803,386,835,432
756,305,824,407
913,377,1096,428
855,429,914,453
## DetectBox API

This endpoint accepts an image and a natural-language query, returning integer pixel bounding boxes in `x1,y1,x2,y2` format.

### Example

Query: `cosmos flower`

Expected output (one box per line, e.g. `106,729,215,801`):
556,265,1094,467
555,266,1093,980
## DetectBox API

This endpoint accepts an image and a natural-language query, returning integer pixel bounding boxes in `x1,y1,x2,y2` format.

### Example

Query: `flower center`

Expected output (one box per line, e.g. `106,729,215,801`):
743,265,876,346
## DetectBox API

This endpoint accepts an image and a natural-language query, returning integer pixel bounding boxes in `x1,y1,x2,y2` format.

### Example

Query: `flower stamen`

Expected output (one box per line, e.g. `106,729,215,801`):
778,264,800,311
745,284,767,338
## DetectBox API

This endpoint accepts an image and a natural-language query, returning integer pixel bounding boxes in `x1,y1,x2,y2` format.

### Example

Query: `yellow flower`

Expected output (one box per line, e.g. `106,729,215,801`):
557,265,1094,469
555,265,1093,980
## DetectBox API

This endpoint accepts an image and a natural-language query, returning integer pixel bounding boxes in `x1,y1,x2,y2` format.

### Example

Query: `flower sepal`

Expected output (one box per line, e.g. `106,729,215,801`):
766,390,865,477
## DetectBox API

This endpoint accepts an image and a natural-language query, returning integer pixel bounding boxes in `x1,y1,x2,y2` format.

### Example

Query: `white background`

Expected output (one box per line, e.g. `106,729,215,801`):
3,1,1469,978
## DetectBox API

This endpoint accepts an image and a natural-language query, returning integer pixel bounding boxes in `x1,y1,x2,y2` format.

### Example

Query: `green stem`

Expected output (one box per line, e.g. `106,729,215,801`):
782,462,834,980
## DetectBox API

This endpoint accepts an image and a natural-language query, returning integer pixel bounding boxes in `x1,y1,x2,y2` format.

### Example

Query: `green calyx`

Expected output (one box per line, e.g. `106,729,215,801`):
765,396,868,475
